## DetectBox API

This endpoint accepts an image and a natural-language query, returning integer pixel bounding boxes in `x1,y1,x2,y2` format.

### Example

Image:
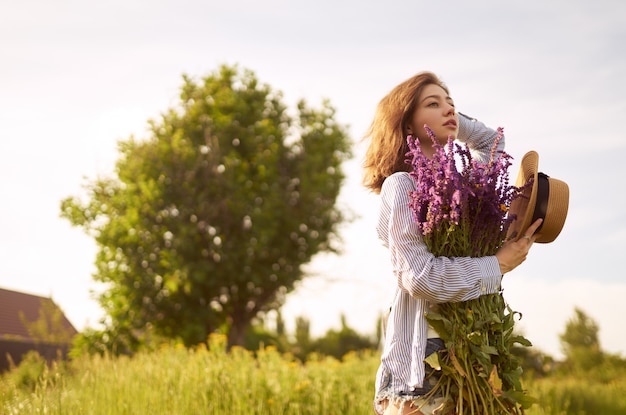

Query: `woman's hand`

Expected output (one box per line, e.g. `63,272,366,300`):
495,218,543,275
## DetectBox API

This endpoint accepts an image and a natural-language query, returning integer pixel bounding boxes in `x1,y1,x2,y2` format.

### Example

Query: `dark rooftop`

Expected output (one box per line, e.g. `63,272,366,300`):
0,287,78,343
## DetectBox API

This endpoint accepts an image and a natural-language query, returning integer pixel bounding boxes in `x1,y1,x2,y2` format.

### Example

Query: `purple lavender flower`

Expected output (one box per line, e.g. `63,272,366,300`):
406,126,522,257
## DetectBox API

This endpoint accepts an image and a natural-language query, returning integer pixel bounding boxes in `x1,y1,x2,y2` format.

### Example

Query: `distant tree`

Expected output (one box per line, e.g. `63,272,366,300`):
560,307,600,351
559,307,603,372
511,345,553,378
375,312,385,349
243,311,289,352
311,314,377,359
275,310,286,338
243,324,282,352
19,299,76,345
60,64,352,351
292,316,312,361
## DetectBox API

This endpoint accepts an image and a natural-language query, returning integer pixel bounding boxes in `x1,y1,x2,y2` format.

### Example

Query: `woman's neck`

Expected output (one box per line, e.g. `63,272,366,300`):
420,143,436,160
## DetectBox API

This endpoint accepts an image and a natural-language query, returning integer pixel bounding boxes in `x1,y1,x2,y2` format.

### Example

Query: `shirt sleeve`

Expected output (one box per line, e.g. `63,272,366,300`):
456,112,505,164
378,173,502,303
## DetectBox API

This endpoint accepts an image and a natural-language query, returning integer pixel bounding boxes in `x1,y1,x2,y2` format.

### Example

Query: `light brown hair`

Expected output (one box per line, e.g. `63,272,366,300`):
362,71,449,193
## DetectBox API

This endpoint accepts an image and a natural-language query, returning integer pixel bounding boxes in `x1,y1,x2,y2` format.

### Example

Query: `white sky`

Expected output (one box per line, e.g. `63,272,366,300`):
1,0,625,359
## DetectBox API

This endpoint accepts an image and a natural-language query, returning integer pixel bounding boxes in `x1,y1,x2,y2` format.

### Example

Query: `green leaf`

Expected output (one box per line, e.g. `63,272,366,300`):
425,351,442,370
426,314,452,341
481,345,498,355
467,331,482,345
501,390,537,409
510,335,532,347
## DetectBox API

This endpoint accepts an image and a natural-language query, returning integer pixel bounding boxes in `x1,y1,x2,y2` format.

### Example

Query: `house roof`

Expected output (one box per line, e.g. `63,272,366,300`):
0,287,78,343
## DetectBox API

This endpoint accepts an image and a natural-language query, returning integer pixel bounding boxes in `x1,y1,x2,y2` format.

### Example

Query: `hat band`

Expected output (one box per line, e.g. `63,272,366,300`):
531,172,549,232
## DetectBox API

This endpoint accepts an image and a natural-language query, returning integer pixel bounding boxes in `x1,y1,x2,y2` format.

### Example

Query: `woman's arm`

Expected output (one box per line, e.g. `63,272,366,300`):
456,112,504,163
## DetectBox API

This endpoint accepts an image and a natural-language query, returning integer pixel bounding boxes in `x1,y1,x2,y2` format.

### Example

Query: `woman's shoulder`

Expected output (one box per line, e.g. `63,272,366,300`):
381,172,415,195
384,171,413,186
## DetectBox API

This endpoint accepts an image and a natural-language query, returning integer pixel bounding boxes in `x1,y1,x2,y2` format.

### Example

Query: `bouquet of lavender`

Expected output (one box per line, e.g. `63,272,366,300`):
406,126,535,414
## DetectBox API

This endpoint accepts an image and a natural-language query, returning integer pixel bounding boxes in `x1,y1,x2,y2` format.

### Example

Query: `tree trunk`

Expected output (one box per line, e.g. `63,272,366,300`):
227,317,249,348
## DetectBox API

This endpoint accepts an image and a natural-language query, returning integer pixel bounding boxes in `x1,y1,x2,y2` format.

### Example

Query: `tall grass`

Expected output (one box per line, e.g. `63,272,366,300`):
2,335,626,415
0,334,378,415
524,376,626,415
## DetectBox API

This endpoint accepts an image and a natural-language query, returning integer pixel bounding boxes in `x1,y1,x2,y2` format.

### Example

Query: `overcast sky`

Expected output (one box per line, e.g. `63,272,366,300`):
1,0,624,359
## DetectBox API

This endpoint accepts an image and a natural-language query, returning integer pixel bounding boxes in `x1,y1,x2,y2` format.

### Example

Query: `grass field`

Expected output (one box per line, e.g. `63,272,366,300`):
2,335,625,414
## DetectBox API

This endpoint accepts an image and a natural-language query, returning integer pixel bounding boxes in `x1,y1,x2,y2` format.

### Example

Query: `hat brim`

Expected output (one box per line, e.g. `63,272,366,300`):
506,150,569,244
507,151,539,241
536,177,569,243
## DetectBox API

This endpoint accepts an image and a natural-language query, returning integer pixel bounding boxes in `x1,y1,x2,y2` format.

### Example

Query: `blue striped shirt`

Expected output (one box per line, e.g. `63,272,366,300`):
375,114,505,395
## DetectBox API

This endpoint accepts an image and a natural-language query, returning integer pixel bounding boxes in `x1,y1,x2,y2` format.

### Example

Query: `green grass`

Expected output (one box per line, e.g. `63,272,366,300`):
0,335,378,415
2,335,626,415
524,376,626,415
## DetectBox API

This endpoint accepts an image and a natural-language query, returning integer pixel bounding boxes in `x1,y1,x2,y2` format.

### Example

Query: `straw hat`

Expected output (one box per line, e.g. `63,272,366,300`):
506,151,569,244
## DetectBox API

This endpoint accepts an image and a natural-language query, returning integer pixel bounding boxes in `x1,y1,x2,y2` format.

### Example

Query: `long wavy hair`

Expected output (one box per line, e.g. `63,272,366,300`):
362,72,449,193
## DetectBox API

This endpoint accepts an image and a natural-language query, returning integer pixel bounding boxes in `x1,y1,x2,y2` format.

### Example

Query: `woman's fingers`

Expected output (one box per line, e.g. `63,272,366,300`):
524,218,544,241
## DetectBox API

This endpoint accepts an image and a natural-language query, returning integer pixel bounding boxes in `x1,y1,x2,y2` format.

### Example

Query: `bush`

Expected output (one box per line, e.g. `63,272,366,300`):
5,351,47,390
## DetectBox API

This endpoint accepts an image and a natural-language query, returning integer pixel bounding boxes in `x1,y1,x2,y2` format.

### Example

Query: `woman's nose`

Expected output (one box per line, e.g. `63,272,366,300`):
445,103,455,115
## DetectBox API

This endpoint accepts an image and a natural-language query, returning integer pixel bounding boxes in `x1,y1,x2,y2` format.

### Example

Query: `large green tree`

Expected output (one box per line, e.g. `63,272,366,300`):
61,65,352,350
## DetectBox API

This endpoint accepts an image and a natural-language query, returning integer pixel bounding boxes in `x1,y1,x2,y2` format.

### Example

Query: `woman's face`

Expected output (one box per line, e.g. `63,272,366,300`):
406,83,458,145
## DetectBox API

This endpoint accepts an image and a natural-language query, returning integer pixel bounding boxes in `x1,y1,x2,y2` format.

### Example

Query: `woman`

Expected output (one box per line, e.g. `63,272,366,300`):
363,72,542,415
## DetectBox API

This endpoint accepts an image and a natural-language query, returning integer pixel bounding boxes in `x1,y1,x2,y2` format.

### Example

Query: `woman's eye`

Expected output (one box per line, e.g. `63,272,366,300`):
427,102,438,107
